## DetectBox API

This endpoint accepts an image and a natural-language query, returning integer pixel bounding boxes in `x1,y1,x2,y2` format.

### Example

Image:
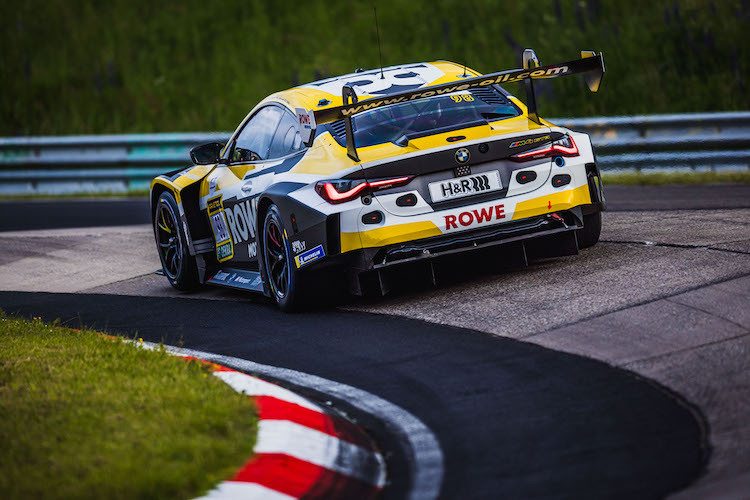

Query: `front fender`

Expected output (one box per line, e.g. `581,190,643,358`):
150,164,217,255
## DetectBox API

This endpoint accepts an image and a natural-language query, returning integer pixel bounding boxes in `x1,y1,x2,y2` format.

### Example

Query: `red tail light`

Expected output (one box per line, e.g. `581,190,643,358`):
511,135,579,162
315,176,414,204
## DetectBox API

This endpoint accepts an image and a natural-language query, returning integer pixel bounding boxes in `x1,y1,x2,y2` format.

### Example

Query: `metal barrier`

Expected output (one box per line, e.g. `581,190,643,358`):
1,112,748,195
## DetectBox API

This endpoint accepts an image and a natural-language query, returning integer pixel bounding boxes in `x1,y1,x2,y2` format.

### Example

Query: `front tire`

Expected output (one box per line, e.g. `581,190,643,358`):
154,191,199,290
262,204,304,311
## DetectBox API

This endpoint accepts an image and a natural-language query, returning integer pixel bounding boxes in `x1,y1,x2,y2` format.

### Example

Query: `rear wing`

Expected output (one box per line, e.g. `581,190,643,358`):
310,50,605,161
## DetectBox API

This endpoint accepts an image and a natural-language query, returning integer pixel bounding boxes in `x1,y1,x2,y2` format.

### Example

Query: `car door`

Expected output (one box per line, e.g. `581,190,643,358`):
206,105,305,266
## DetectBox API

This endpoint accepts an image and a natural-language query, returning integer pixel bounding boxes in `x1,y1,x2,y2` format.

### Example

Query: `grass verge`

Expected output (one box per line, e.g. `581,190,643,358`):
1,1,747,135
604,170,750,186
0,312,257,500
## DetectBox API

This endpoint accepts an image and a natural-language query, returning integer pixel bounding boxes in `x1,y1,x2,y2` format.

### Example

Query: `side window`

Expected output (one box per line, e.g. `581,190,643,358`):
268,110,304,159
231,106,283,163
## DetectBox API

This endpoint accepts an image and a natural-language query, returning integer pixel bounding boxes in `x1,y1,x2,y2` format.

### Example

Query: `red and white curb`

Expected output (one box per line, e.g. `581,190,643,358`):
68,331,441,498
156,344,444,500
169,356,386,500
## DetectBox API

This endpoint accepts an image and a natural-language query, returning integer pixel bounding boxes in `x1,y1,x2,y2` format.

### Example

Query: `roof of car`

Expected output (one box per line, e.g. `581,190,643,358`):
263,60,483,113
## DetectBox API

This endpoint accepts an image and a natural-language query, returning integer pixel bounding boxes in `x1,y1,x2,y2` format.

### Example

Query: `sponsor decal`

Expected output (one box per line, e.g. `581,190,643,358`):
294,244,325,268
207,195,233,262
444,204,506,230
216,241,232,260
224,199,258,259
455,148,470,164
509,135,550,148
329,65,572,119
292,239,306,254
207,197,223,214
295,107,317,144
213,270,230,281
233,275,253,284
429,170,502,203
450,94,474,103
441,175,490,197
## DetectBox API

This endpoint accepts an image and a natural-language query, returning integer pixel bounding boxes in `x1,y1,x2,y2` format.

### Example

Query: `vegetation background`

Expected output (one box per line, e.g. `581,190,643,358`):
1,0,748,136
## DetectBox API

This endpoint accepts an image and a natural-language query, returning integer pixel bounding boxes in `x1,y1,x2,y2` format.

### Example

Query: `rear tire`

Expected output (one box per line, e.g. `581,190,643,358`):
577,211,602,249
154,191,200,290
262,204,305,312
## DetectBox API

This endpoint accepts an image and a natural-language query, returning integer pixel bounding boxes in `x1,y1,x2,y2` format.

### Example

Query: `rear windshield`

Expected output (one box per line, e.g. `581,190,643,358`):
331,87,520,148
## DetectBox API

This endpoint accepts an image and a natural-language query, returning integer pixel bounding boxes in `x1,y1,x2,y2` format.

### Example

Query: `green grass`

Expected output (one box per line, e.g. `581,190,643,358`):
1,0,747,136
0,312,257,500
604,170,750,185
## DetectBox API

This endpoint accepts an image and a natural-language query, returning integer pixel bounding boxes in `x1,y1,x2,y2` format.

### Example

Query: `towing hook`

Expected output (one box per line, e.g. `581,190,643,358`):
549,212,568,229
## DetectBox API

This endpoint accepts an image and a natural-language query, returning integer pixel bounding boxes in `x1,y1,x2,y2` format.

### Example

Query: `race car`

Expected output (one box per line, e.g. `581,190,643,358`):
151,49,606,311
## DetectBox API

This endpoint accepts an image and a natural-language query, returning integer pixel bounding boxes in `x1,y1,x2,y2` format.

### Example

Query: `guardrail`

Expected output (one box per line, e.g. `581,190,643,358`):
1,112,748,195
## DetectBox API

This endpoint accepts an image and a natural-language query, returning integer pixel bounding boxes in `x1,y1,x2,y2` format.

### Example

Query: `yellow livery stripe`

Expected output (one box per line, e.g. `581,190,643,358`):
511,184,592,221
341,221,442,253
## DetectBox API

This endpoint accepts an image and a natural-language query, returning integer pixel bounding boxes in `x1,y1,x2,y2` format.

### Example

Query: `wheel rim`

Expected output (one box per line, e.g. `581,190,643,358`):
264,217,289,299
156,202,182,280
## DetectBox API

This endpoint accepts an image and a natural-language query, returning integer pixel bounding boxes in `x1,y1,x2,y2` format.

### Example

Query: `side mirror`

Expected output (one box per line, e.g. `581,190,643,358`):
190,142,225,165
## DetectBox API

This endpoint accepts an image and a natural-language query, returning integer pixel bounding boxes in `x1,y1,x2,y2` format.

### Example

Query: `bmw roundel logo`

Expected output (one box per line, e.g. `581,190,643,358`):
455,148,470,164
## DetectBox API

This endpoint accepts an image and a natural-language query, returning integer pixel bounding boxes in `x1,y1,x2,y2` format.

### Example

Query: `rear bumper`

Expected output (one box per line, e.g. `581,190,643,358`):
321,208,588,295
338,182,594,255
373,212,580,269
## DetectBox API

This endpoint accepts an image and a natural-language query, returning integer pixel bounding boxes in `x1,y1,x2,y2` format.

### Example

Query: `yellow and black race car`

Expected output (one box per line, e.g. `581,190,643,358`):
151,49,606,311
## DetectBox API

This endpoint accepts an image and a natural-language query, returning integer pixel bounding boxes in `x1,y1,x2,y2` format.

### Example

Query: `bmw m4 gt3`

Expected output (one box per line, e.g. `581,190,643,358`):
151,49,606,311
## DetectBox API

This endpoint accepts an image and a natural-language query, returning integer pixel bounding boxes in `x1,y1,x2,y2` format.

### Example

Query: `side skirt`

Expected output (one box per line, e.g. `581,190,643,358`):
206,267,266,294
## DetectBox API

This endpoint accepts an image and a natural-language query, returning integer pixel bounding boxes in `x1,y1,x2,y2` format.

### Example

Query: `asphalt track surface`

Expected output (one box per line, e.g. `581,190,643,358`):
0,291,705,499
2,184,749,499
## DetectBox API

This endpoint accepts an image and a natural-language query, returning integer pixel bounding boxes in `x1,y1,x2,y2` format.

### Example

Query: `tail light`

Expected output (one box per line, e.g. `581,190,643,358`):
315,176,414,204
510,135,579,162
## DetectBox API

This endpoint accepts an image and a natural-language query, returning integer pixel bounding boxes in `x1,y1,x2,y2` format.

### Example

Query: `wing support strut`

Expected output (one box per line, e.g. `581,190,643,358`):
342,85,360,162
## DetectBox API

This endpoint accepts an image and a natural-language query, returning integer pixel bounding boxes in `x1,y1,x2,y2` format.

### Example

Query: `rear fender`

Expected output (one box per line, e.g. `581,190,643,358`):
257,183,336,275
